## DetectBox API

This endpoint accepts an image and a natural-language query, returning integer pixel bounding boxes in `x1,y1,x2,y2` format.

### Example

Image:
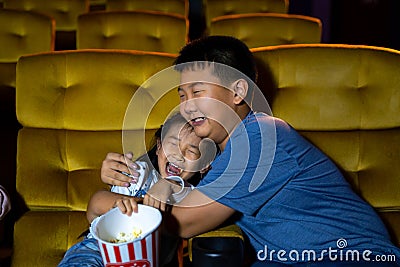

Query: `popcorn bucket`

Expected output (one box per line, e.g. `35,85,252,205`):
90,205,162,267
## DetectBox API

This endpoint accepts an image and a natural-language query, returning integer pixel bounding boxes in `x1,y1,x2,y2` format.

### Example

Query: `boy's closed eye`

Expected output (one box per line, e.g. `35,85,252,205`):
193,89,203,95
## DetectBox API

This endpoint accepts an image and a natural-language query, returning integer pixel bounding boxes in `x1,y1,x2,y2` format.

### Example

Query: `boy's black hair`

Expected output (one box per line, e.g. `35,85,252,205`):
174,35,257,84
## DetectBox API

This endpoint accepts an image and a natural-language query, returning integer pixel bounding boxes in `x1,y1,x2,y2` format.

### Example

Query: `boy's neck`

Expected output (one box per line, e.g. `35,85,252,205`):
237,104,251,120
218,105,251,151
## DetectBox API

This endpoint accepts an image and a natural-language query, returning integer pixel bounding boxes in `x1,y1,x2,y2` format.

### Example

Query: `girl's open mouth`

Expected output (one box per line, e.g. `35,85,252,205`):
166,162,183,176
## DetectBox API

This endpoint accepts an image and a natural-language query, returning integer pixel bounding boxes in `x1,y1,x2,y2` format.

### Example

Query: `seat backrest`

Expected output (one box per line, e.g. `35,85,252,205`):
203,0,289,32
0,8,55,125
12,49,178,266
105,0,189,18
4,0,90,50
77,10,188,54
209,13,322,49
16,49,178,209
3,0,89,31
0,9,55,62
252,44,400,246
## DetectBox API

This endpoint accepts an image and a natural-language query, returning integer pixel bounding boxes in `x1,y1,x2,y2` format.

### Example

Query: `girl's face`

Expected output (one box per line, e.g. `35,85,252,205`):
156,123,206,180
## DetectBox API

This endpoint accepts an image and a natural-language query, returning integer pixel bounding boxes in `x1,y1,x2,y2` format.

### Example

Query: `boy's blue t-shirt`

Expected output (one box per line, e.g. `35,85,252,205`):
197,111,400,263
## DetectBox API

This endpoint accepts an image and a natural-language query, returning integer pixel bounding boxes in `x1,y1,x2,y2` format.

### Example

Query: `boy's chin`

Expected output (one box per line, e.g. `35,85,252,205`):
193,127,209,138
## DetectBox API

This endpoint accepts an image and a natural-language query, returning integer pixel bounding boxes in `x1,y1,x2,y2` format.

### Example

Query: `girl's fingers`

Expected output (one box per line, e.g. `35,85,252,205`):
115,197,138,216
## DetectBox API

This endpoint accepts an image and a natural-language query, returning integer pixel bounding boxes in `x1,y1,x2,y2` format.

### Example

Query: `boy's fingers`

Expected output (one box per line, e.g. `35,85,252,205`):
124,152,134,160
159,201,167,212
103,171,131,187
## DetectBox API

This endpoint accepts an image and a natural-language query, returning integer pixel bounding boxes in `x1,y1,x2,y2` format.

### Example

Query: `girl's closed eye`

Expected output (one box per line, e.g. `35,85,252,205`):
187,149,199,156
168,141,178,147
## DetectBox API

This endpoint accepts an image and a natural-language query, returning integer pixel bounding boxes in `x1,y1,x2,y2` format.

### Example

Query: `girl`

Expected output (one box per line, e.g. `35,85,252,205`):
58,112,215,267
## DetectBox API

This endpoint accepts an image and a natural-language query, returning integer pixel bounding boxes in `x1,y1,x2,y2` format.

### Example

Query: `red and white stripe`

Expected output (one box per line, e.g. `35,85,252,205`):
98,230,159,267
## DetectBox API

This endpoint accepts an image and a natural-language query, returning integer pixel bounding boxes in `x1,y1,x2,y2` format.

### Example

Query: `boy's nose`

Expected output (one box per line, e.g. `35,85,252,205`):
182,98,198,115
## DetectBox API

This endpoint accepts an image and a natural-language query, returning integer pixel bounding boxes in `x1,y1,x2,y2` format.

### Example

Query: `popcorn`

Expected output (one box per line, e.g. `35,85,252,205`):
110,227,143,243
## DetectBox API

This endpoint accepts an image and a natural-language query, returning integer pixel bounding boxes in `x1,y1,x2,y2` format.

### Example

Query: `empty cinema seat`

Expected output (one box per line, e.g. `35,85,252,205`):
209,13,322,49
77,10,188,53
0,8,55,126
105,0,189,19
203,0,289,35
3,0,90,50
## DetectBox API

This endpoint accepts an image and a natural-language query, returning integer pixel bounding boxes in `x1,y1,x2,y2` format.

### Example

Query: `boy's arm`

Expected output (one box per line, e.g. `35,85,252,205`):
148,189,236,239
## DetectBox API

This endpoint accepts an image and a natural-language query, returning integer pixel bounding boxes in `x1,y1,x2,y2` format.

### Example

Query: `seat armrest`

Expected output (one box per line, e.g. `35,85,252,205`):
188,224,244,267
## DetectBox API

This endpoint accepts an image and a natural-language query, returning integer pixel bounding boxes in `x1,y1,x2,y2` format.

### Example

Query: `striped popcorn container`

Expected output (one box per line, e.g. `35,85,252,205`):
90,205,162,267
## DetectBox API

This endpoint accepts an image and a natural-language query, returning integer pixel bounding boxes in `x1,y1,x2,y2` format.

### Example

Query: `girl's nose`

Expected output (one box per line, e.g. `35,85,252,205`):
169,150,185,163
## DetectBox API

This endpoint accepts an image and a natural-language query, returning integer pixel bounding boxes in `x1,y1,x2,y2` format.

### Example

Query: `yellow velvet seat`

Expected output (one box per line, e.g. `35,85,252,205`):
0,8,55,126
105,0,189,19
203,0,289,34
12,49,178,266
3,0,90,50
209,13,322,49
77,10,189,54
251,43,400,247
0,11,54,241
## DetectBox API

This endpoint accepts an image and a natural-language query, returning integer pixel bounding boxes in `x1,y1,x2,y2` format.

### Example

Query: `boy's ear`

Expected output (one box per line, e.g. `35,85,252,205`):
232,79,248,104
200,164,211,174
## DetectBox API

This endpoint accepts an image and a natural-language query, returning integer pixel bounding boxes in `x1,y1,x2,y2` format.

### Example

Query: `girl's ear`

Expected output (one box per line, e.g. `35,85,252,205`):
155,138,162,156
232,79,248,104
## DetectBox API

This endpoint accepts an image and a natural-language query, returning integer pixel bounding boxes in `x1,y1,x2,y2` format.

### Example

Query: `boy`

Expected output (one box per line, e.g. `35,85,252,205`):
142,36,400,266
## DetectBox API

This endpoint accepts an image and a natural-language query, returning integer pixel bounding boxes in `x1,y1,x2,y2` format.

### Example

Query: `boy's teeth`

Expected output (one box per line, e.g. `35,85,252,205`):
193,117,204,122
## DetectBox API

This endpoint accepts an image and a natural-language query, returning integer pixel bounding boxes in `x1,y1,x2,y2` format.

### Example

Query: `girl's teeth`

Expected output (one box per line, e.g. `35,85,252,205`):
166,162,182,175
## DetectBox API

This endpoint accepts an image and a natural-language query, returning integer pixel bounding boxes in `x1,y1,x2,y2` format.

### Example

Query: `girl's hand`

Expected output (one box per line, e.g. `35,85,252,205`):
113,196,140,216
101,152,141,187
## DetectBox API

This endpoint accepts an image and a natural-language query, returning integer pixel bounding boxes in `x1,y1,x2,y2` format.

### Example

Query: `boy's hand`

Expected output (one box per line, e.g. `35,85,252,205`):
101,152,141,187
143,179,178,212
113,196,140,216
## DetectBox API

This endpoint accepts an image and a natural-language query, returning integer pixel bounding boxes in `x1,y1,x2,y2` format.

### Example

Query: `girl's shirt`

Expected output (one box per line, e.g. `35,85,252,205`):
111,161,194,203
111,161,159,198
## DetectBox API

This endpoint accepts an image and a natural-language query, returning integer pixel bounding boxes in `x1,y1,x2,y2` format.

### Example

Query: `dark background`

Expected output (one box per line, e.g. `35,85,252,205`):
189,0,400,50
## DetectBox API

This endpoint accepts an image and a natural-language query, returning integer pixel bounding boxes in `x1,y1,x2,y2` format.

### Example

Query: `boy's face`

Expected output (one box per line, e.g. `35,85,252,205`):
178,66,241,150
156,123,205,180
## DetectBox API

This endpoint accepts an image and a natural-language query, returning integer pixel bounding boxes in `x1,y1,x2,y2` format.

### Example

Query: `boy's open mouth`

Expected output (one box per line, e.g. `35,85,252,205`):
191,117,206,126
166,162,183,176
